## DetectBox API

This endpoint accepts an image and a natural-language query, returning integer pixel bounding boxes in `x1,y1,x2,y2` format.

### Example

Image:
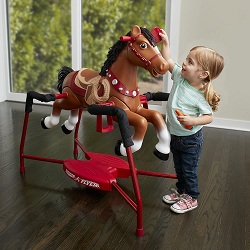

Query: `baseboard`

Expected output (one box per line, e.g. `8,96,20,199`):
206,117,250,132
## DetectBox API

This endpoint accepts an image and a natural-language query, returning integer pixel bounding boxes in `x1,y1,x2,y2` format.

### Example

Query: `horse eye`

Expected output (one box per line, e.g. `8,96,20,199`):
140,43,148,49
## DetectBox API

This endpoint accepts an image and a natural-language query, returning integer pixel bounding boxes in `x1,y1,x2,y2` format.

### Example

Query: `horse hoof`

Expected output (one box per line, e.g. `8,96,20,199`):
41,117,48,129
61,124,72,134
153,148,169,161
115,140,123,156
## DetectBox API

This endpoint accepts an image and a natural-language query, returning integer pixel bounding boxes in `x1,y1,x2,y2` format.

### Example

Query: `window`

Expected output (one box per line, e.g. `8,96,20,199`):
1,0,180,113
8,0,71,94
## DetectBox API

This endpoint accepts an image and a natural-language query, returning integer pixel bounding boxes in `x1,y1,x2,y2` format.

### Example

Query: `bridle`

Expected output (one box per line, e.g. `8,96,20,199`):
120,34,161,69
105,33,162,98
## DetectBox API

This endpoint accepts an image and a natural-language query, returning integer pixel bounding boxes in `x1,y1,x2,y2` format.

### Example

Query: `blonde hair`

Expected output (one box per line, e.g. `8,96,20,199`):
190,46,224,111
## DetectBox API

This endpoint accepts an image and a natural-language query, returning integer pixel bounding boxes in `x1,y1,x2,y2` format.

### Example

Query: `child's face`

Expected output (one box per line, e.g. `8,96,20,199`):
181,50,203,82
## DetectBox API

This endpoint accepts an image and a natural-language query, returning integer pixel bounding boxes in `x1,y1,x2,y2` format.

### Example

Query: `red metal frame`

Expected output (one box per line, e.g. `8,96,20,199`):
96,102,115,133
19,94,177,237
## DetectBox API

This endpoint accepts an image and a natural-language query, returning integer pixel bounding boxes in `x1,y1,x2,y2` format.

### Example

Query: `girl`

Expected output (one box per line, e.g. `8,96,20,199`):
159,30,224,213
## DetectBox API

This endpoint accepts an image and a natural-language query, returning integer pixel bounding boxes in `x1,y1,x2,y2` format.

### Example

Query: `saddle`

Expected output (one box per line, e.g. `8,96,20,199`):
71,68,110,105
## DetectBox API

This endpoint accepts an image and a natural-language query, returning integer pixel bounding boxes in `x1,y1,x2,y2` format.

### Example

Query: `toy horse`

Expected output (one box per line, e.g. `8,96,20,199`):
41,25,171,160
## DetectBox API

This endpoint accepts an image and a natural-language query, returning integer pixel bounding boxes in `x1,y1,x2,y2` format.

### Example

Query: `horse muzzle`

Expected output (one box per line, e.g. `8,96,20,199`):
150,59,169,77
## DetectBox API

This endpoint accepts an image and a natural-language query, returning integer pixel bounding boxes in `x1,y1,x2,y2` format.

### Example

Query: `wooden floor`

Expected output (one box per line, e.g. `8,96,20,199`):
0,101,250,250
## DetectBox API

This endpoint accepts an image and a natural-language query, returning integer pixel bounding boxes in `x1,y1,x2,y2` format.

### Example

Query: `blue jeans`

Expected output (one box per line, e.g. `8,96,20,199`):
170,129,203,199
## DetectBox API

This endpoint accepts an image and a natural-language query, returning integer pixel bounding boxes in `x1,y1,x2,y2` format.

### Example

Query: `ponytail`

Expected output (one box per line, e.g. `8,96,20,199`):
191,46,224,111
202,81,220,111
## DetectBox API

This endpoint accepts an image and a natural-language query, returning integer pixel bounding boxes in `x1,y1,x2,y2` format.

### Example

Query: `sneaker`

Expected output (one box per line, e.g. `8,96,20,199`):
170,194,198,214
162,188,181,204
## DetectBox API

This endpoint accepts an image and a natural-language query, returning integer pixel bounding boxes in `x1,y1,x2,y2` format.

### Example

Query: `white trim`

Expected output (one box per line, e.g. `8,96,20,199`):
165,0,181,93
150,0,181,114
0,0,8,102
148,104,165,114
71,0,82,70
160,0,181,117
6,92,26,102
4,0,27,102
207,118,250,132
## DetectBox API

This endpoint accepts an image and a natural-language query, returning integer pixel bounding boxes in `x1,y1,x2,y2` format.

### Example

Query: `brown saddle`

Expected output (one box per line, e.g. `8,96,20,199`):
71,68,110,105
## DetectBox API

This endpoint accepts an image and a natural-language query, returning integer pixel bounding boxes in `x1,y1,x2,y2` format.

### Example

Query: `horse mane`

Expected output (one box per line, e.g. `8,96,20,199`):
99,27,156,76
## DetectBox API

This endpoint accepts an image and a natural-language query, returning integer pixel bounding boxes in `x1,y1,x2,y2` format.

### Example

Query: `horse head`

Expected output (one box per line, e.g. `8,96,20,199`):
120,25,169,77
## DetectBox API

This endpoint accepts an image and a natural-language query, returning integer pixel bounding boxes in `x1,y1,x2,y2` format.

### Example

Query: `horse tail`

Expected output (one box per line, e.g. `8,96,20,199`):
57,66,74,93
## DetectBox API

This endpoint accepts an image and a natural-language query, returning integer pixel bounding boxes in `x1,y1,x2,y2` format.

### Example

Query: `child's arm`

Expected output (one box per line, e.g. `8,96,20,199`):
159,29,175,73
177,113,213,127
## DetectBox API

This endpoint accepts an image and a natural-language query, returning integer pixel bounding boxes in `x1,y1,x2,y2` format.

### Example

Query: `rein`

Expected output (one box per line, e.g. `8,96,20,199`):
120,34,161,69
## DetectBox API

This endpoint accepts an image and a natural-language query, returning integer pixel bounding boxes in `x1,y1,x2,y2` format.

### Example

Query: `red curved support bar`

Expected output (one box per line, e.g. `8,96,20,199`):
96,102,115,133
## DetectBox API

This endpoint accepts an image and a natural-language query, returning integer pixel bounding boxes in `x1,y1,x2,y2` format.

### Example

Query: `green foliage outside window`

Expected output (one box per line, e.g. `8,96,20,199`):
9,0,165,93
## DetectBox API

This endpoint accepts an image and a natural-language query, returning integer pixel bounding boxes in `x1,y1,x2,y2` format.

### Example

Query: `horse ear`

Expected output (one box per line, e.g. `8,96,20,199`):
131,25,141,37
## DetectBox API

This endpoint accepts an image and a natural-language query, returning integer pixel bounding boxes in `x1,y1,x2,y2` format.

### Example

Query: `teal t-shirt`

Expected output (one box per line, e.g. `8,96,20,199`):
166,63,212,136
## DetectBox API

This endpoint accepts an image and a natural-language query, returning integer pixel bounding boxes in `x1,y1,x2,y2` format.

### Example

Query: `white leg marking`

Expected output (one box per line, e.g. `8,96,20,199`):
64,114,79,131
120,140,142,156
44,115,60,128
155,127,171,154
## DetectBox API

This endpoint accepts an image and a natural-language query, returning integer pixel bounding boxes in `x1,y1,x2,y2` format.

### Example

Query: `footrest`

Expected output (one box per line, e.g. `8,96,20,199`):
63,153,131,191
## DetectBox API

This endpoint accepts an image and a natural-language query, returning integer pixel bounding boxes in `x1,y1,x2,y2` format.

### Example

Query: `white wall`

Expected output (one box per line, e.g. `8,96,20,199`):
176,0,250,131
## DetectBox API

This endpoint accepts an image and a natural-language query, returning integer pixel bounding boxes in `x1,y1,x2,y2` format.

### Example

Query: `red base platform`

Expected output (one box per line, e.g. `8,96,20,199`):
63,152,131,191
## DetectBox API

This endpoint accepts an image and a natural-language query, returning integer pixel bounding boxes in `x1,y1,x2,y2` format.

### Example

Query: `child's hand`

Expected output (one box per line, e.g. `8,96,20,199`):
177,114,193,125
159,29,169,44
175,110,193,130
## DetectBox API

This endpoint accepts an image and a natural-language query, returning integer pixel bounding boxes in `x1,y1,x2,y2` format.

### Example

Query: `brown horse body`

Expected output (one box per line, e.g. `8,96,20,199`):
42,25,171,160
